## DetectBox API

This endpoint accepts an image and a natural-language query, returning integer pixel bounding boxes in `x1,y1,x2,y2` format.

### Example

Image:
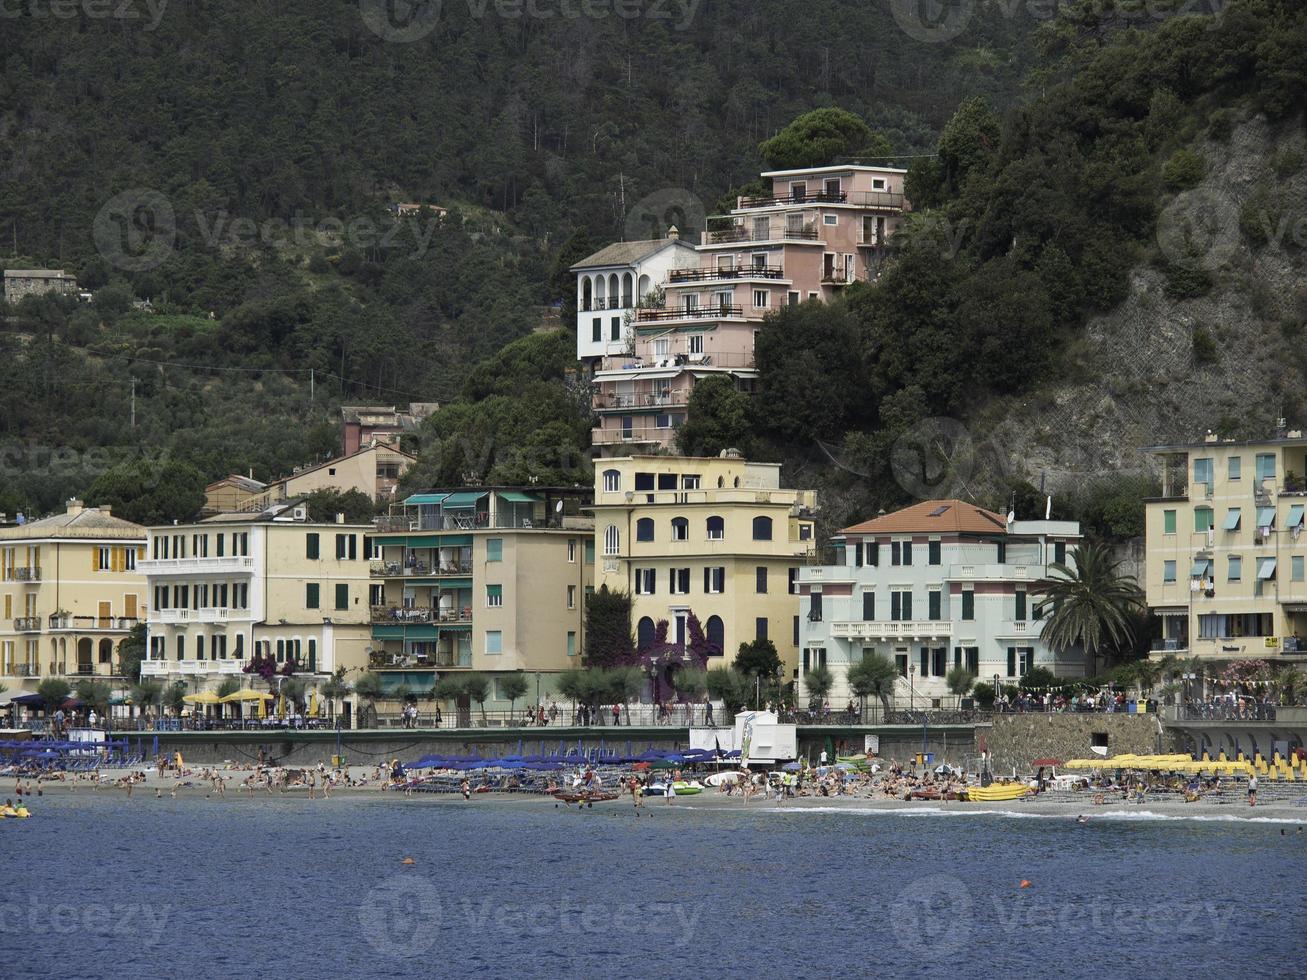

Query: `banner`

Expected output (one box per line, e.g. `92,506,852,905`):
864,734,879,755
739,712,755,769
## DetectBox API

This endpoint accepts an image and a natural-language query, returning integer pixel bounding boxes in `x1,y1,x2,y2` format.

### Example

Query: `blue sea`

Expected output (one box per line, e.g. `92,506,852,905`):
1,795,1303,979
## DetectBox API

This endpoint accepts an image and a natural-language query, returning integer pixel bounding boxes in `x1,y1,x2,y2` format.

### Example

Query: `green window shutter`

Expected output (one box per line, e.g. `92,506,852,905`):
306,583,319,609
335,584,348,610
1163,509,1176,534
1007,647,1017,677
962,591,974,620
487,539,503,562
928,541,941,565
1015,590,1027,620
928,591,941,620
306,533,319,560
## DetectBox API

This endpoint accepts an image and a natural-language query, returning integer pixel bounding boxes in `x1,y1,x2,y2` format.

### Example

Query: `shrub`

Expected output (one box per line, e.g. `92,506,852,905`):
1161,148,1204,191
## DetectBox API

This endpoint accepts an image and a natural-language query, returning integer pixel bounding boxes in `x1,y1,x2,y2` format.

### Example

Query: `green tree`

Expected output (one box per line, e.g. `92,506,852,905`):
500,673,530,721
583,585,634,668
216,677,241,699
281,677,308,711
676,376,752,457
803,665,834,712
162,681,187,717
302,488,376,524
86,456,206,525
73,679,111,718
734,639,782,681
320,668,352,721
353,671,384,727
556,669,586,721
759,108,875,170
37,677,71,713
706,667,751,717
946,667,977,706
462,672,491,725
848,653,900,717
937,95,1000,195
1019,666,1057,691
604,666,644,725
1035,543,1145,675
130,680,162,720
117,623,146,683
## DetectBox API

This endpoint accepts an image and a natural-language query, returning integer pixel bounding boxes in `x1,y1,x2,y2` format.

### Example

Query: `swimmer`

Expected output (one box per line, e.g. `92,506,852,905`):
1076,815,1089,824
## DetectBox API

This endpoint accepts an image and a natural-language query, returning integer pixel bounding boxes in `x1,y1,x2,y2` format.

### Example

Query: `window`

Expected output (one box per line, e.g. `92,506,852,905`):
603,469,621,492
928,541,941,565
755,567,768,594
585,541,595,565
176,634,185,660
487,584,504,608
1256,453,1276,483
567,585,577,609
635,569,656,595
334,534,356,560
706,616,724,652
961,591,975,620
565,631,576,658
306,583,319,609
755,617,768,641
97,546,111,571
752,516,773,541
1194,508,1214,532
705,567,725,594
671,517,689,541
634,472,655,491
862,591,876,621
486,631,502,655
637,617,656,650
603,526,620,557
788,290,800,305
1163,560,1177,583
689,334,704,355
1228,556,1242,582
611,317,621,341
892,541,913,566
996,541,1006,564
592,319,601,342
657,473,678,491
567,539,577,563
1228,456,1242,480
1015,589,1027,620
636,518,655,542
335,584,348,610
1294,556,1305,582
867,542,879,566
306,533,319,560
1163,509,1177,534
753,289,769,309
484,538,503,563
670,568,691,595
1193,457,1214,489
706,516,724,540
890,590,913,621
1223,508,1241,531
823,214,837,226
789,568,798,594
928,590,941,620
682,474,701,490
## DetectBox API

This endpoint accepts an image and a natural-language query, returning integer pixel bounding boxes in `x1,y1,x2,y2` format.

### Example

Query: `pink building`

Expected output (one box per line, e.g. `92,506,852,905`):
578,165,908,453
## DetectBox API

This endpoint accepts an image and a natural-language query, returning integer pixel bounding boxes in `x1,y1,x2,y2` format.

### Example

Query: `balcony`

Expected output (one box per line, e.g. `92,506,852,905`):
667,265,785,283
369,650,472,670
48,615,139,632
370,606,473,626
137,556,255,575
155,608,232,624
3,567,41,583
738,190,848,208
949,564,1036,581
2,664,39,677
593,425,678,447
594,390,690,412
830,620,953,640
821,271,857,285
706,224,820,245
579,297,631,313
140,659,247,677
853,191,906,210
637,305,744,322
12,617,41,632
597,352,757,373
372,560,473,578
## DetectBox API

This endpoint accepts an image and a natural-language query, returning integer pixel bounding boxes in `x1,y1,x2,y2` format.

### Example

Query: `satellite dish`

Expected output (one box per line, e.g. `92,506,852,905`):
555,500,564,513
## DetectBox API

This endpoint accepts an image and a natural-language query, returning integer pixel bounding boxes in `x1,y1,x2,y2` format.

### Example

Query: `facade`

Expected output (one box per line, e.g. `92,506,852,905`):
341,404,437,456
578,165,907,453
202,475,268,516
1145,430,1307,666
368,488,594,707
4,269,79,305
139,504,372,692
592,455,817,678
0,501,146,693
799,500,1084,705
205,445,415,515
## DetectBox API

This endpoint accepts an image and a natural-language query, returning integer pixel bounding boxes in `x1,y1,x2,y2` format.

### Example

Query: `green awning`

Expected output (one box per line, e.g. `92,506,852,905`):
443,491,488,508
372,625,405,639
1258,557,1277,580
404,493,449,506
440,623,473,632
1190,559,1211,577
1223,509,1241,530
402,625,440,640
405,536,445,549
1289,504,1305,528
1257,507,1276,527
498,491,538,504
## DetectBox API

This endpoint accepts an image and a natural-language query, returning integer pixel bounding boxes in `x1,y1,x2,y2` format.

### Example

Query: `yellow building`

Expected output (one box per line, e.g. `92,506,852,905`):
592,454,816,678
0,500,146,693
202,444,415,515
368,488,594,708
140,502,372,698
1146,430,1307,665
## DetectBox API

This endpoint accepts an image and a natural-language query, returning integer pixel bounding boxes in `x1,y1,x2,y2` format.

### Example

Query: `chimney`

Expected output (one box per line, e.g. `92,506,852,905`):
98,505,112,516
336,512,346,524
66,498,84,516
667,225,679,240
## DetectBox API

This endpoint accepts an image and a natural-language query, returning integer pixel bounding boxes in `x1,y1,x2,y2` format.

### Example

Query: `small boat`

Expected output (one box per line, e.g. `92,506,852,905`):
0,806,30,819
963,783,1034,802
554,790,618,805
646,781,703,796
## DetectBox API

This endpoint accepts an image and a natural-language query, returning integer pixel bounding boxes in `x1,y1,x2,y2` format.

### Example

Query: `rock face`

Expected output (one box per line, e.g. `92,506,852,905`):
987,713,1178,774
986,114,1307,499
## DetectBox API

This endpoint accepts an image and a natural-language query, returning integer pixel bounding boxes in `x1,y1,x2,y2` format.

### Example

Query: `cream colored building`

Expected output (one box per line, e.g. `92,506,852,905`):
593,455,817,678
140,503,372,693
0,500,146,694
1146,430,1307,665
203,444,415,515
368,488,594,708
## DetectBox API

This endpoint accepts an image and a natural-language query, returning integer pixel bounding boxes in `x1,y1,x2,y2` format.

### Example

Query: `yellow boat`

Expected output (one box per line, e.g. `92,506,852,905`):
0,806,29,819
963,783,1033,802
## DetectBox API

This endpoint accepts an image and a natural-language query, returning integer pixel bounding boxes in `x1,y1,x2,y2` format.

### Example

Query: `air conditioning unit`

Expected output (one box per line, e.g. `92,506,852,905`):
292,506,308,521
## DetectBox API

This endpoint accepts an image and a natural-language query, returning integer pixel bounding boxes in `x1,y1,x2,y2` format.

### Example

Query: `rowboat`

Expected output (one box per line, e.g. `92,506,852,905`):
963,783,1033,802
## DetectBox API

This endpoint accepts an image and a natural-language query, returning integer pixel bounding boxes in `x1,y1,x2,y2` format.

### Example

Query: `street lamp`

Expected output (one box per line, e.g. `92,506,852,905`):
908,664,916,711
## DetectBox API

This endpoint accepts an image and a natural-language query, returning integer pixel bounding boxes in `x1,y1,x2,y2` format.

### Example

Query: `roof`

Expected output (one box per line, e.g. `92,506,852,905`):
270,444,416,488
207,475,267,493
842,500,1008,536
570,238,690,271
4,269,76,279
760,164,908,177
1147,432,1307,452
0,505,145,540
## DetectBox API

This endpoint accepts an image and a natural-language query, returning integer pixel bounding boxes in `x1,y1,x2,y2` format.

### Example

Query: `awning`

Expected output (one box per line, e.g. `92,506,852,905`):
220,690,273,703
435,578,472,590
1258,557,1277,579
404,493,449,506
1223,509,1241,530
442,492,488,509
498,491,538,504
1257,507,1276,527
183,691,223,705
1190,559,1212,577
1289,504,1305,528
593,368,681,382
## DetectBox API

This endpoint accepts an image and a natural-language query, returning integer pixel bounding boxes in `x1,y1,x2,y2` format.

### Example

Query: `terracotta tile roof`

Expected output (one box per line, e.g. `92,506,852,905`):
842,500,1007,536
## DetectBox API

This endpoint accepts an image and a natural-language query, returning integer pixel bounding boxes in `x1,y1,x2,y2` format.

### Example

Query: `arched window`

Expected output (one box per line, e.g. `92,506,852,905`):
604,525,621,556
637,616,656,651
603,469,621,493
705,615,725,653
706,516,724,540
608,273,619,306
622,271,634,307
636,518,655,542
752,516,773,541
98,638,113,664
595,275,607,301
671,517,689,541
638,273,651,300
582,276,593,310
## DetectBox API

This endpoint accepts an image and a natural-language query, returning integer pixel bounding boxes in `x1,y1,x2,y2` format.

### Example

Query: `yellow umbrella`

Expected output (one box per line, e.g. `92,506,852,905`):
220,689,273,703
277,694,285,719
258,695,267,720
183,691,223,705
309,689,319,717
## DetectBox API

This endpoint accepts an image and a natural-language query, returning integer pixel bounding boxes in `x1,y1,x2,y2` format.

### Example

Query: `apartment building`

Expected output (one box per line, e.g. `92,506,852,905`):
798,500,1084,705
368,487,594,706
1146,429,1307,665
139,503,372,691
340,403,437,456
592,454,817,678
202,444,415,515
0,501,146,693
577,165,907,453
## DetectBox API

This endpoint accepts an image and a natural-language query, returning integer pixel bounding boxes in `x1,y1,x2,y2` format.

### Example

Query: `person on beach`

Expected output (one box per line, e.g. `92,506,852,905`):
664,779,675,804
1249,773,1258,807
461,779,471,801
704,699,714,726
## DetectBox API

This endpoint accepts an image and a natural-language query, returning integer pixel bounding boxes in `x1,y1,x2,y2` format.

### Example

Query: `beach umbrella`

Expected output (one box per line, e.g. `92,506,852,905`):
782,762,802,771
259,696,267,720
220,690,273,703
183,692,222,705
309,690,319,717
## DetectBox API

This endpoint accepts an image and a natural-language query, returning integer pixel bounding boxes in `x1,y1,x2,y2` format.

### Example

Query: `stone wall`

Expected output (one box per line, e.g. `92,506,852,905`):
987,713,1177,774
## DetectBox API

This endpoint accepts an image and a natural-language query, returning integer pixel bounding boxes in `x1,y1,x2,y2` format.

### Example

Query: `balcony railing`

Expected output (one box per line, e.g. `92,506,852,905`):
598,352,756,372
3,567,41,582
137,556,255,574
667,265,785,283
372,560,474,578
738,190,847,208
593,390,690,411
579,297,631,312
821,271,857,284
592,426,678,446
156,608,231,624
48,615,139,632
637,305,744,322
830,620,954,640
369,652,473,670
370,606,473,625
12,617,41,632
707,224,820,244
140,659,248,677
2,664,39,677
853,191,906,210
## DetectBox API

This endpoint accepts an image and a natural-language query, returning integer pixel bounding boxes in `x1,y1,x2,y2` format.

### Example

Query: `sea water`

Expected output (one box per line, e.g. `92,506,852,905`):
1,796,1303,979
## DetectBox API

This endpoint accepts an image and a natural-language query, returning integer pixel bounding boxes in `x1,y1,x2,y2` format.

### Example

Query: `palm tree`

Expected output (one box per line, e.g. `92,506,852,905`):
281,677,308,713
1275,666,1305,705
37,677,71,714
1034,542,1144,676
556,668,587,723
803,665,833,713
945,666,977,708
130,680,163,724
706,667,750,717
432,675,467,727
74,679,112,721
848,654,900,718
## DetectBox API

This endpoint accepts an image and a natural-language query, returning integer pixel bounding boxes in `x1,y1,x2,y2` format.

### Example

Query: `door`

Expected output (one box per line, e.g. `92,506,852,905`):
77,637,93,674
